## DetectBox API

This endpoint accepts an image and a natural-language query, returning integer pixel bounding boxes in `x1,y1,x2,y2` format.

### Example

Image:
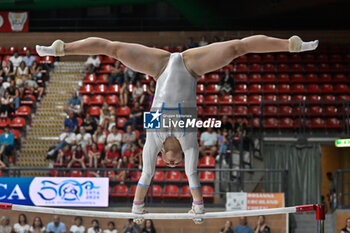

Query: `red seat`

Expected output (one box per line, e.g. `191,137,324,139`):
263,84,276,93
81,95,90,105
7,46,18,54
202,186,214,198
205,95,219,104
290,54,302,63
334,74,347,82
319,64,330,73
235,84,247,93
338,95,350,101
308,106,322,115
264,105,277,116
323,94,335,102
264,118,278,128
280,106,292,115
307,95,321,102
148,185,162,197
278,84,290,93
102,56,116,64
197,106,203,116
83,74,96,84
68,170,83,177
219,106,233,116
263,64,275,73
166,171,181,181
90,95,104,105
305,74,318,82
106,95,119,105
153,171,165,181
329,54,342,63
172,45,183,52
290,64,303,73
277,74,290,82
10,117,25,128
40,56,54,64
277,64,289,72
280,118,294,128
197,75,206,83
80,84,94,95
263,94,277,102
14,106,31,117
180,186,191,198
199,156,215,168
292,84,305,93
306,84,320,93
221,95,233,104
308,118,326,129
11,129,20,140
131,171,141,181
234,106,248,116
200,171,215,181
111,185,128,197
0,46,6,55
251,117,260,128
249,105,261,115
0,118,10,128
249,95,262,104
293,95,306,101
87,106,101,116
156,156,166,167
234,55,248,63
327,118,341,128
248,84,262,93
197,95,204,105
332,64,344,73
304,64,317,73
319,74,332,82
206,84,219,94
117,106,131,116
324,106,338,115
234,94,247,104
236,64,248,72
249,54,261,63
249,73,262,83
196,84,205,94
49,170,58,177
276,54,288,63
107,84,120,94
207,73,220,83
235,73,248,82
203,106,218,116
263,73,276,82
291,74,304,83
96,75,109,84
335,84,349,93
249,64,261,72
160,45,171,51
279,94,291,102
128,185,138,197
317,54,328,63
163,185,179,198
94,84,107,94
262,54,274,63
84,170,98,177
320,84,334,93
303,54,315,63
99,64,113,74
116,117,127,128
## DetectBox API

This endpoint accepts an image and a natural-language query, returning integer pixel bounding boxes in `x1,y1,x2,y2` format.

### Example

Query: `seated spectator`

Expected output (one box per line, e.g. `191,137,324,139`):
220,68,234,94
141,220,156,233
124,102,143,130
220,115,233,134
29,61,42,81
341,218,350,233
16,61,29,86
119,82,129,106
254,216,270,233
88,143,102,168
219,221,234,233
198,35,209,47
93,125,106,151
29,216,45,233
48,125,76,157
103,222,117,233
24,74,44,101
0,216,12,233
146,80,155,107
121,219,140,233
82,113,97,135
132,144,142,169
185,37,197,49
217,129,230,163
4,60,16,81
69,216,85,233
6,80,20,110
64,111,79,133
46,215,66,233
87,220,101,233
101,144,119,168
0,58,4,81
123,66,137,84
85,55,100,73
0,126,15,162
56,144,72,165
106,126,122,152
65,91,83,115
0,91,15,117
99,103,114,130
109,60,124,86
67,145,86,168
76,126,92,155
13,214,30,233
23,50,36,67
115,156,132,182
132,80,145,105
199,127,218,157
234,217,253,233
9,51,22,69
138,132,146,149
121,125,136,154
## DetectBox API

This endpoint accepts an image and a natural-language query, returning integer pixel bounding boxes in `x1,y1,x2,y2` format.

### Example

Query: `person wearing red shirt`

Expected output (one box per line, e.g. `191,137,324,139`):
101,144,120,168
116,156,132,182
88,142,102,168
56,144,72,166
132,144,142,169
68,145,86,168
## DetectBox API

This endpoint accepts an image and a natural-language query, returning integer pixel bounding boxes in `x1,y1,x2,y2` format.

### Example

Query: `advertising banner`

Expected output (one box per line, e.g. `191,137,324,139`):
0,12,29,32
226,192,284,211
0,177,109,207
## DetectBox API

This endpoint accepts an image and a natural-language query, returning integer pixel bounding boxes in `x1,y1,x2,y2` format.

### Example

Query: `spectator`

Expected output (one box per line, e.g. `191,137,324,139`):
30,61,42,81
56,144,72,166
141,220,156,233
13,214,30,233
16,61,29,85
0,155,7,168
124,102,143,130
47,125,76,157
87,220,101,233
132,144,142,169
132,80,145,105
234,118,247,138
146,80,155,106
121,125,136,154
82,113,97,135
198,35,209,47
138,133,146,149
341,218,350,233
0,126,14,162
88,142,102,168
23,50,36,67
220,115,233,134
76,126,92,155
234,217,253,233
4,60,16,81
0,91,15,117
99,103,114,130
6,80,20,110
85,56,100,73
186,37,197,49
29,217,45,233
115,156,132,182
64,111,79,133
254,216,270,233
65,92,83,115
0,58,4,80
67,145,86,168
101,144,119,168
121,219,140,233
0,216,12,233
219,221,234,233
69,216,85,233
93,125,106,151
199,127,218,157
23,73,44,101
219,68,234,94
9,51,22,69
123,67,137,84
217,129,230,163
46,215,66,233
119,82,129,106
106,126,122,152
103,222,117,233
109,60,124,86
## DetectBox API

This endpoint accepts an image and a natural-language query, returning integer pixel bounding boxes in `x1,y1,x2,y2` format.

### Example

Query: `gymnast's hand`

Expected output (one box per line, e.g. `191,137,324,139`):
188,202,205,224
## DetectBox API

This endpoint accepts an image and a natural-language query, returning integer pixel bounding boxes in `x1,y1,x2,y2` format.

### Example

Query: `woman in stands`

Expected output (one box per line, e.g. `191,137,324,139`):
36,35,318,223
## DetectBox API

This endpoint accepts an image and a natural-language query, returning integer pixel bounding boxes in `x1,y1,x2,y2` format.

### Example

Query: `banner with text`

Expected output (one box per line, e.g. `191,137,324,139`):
0,177,109,207
0,12,29,32
226,192,284,211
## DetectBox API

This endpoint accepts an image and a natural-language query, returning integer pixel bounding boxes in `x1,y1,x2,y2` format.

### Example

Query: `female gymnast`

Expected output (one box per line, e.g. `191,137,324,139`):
36,35,318,223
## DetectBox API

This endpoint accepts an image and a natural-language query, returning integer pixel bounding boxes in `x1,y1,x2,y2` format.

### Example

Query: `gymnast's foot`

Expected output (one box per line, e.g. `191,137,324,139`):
289,35,319,53
36,40,65,57
132,201,147,224
188,202,205,224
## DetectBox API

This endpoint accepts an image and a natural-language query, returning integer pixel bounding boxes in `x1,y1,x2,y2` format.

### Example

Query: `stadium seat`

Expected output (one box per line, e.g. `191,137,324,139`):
332,64,344,73
200,171,215,181
111,185,128,197
277,74,290,83
303,54,315,63
306,84,320,93
308,118,326,129
80,84,93,95
166,171,181,181
279,94,291,102
290,54,302,63
305,73,318,82
219,106,233,116
202,186,214,198
116,117,127,128
128,185,138,197
0,46,6,55
197,95,204,105
317,54,328,63
14,106,31,117
249,64,261,72
205,95,219,104
235,84,247,93
234,106,248,116
249,54,261,63
263,64,275,73
21,95,36,106
262,54,274,63
180,185,191,198
236,64,248,72
96,75,109,84
264,118,278,128
207,73,220,83
0,118,10,128
84,170,98,177
324,106,338,116
335,84,349,93
161,45,171,51
153,171,165,181
290,64,303,73
10,117,25,128
197,106,203,116
148,185,162,198
251,117,260,128
90,95,104,105
49,170,58,177
307,95,321,101
334,74,347,82
156,156,166,167
68,170,83,177
327,118,341,128
338,95,350,101
19,46,29,55
99,64,112,74
248,84,262,93
206,84,219,94
249,105,261,115
235,73,248,82
199,156,215,168
87,106,101,116
322,95,336,102
263,94,277,102
203,106,218,116
106,95,119,105
131,170,141,181
308,106,322,116
7,46,18,54
196,84,205,94
172,45,183,52
263,73,276,82
117,106,131,116
279,106,292,115
249,95,262,104
276,54,288,63
220,94,234,104
249,73,262,83
163,185,179,198
280,118,294,128
291,74,304,83
277,84,290,93
277,64,289,72
321,84,334,93
40,56,54,64
234,94,247,104
234,55,248,63
11,129,20,140
319,64,330,73
81,95,90,105
305,64,317,73
263,84,276,93
292,84,305,93
319,74,332,82
102,56,116,64
94,84,107,94
293,95,306,101
264,105,278,116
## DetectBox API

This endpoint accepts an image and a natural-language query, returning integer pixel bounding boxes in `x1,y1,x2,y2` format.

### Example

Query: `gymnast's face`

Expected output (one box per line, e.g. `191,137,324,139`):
162,136,183,167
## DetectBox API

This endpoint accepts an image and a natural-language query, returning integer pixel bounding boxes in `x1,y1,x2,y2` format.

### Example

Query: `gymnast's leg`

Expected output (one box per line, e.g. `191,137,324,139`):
183,35,318,76
36,37,170,78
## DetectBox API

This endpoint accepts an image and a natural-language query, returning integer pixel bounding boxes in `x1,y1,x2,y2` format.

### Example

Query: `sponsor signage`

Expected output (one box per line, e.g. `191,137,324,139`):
226,192,284,211
0,177,109,207
0,12,29,32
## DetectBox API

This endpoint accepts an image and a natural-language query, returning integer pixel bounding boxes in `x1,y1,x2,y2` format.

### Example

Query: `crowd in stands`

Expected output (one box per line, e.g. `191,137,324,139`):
220,216,270,233
0,214,157,233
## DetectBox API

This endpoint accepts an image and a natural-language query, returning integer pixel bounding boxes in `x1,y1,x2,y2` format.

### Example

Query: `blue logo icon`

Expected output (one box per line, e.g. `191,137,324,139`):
144,110,161,129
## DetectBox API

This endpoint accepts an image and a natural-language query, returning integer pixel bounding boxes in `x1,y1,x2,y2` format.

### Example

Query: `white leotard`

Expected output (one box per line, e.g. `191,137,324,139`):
138,53,201,189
